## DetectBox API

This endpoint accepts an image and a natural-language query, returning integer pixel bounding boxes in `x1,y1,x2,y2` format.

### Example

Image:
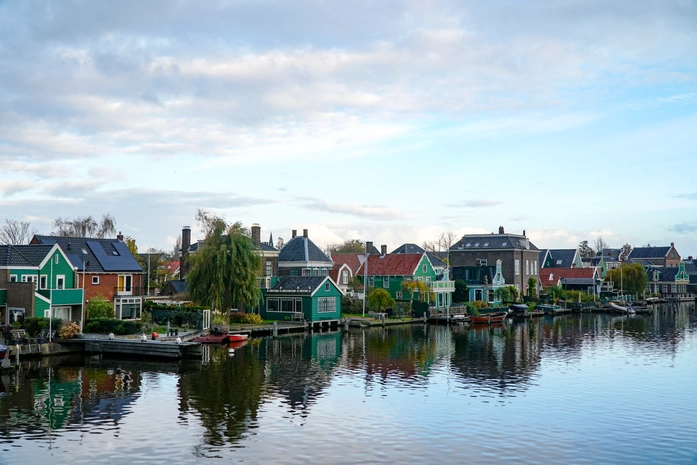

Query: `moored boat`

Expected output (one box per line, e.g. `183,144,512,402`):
509,303,528,314
470,312,508,325
227,334,248,342
610,302,636,315
192,333,249,344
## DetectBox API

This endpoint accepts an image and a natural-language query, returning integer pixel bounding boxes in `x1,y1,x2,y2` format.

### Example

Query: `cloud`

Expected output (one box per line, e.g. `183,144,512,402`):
675,193,697,200
297,197,405,221
669,221,697,235
0,180,35,197
447,200,502,208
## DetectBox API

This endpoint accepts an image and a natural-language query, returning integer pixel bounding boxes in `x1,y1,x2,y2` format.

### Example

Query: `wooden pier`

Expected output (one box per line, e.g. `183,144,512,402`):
83,338,202,359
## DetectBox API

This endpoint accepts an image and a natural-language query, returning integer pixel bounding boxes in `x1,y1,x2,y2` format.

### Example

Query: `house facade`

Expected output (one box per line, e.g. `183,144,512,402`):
451,259,507,304
31,235,145,320
646,261,691,298
329,253,363,295
628,243,681,268
450,227,540,297
0,244,84,325
260,276,343,322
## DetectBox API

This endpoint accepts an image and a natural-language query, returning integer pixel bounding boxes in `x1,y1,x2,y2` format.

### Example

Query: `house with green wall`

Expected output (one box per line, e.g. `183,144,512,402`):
356,253,455,310
260,276,343,322
0,244,84,326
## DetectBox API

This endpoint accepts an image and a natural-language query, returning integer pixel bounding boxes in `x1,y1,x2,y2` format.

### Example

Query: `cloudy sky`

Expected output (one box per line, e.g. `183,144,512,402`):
1,0,696,256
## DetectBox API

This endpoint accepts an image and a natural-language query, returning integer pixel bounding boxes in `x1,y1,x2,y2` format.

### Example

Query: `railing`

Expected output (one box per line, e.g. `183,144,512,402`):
429,280,456,291
114,287,144,296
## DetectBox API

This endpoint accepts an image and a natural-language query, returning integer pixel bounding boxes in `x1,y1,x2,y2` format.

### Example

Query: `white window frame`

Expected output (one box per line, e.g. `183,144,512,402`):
515,259,520,275
383,276,389,288
369,277,374,287
396,292,402,299
56,275,65,290
265,260,273,277
342,270,349,285
526,260,530,275
10,274,18,282
422,264,427,273
92,276,100,285
40,274,48,289
55,254,59,264
325,282,330,292
318,297,336,313
267,297,280,312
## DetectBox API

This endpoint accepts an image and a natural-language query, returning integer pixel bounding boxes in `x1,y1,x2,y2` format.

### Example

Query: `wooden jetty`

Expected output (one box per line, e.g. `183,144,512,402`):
83,338,202,359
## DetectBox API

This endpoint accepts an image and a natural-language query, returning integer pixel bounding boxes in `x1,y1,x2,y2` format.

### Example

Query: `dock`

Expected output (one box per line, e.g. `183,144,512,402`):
84,338,202,359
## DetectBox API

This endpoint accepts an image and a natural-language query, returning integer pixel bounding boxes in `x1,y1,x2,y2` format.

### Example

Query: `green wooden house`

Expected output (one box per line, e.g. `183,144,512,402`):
260,276,343,322
357,253,455,310
0,244,84,325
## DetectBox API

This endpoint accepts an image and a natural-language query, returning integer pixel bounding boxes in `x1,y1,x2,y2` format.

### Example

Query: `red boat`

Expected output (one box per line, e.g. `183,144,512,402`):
192,333,249,344
227,334,248,342
470,312,508,325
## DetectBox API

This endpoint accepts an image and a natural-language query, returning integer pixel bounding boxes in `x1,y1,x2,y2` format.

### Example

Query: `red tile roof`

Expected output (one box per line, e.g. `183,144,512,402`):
357,253,423,276
539,267,597,286
330,253,363,274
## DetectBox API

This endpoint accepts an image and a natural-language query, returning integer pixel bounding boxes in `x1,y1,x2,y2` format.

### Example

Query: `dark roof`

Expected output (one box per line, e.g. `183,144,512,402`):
628,246,671,260
278,236,332,264
159,279,188,295
267,276,331,295
544,249,578,268
685,261,697,283
258,243,278,252
32,235,143,273
391,243,424,254
560,277,595,285
539,249,549,264
0,245,54,267
601,248,623,261
426,252,446,268
451,234,538,251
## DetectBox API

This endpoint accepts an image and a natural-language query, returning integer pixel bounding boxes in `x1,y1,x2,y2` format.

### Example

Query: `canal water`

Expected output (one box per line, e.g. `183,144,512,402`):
1,305,696,465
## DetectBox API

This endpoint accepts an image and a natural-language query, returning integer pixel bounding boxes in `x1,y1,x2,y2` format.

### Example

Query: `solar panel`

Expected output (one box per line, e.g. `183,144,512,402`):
87,241,142,272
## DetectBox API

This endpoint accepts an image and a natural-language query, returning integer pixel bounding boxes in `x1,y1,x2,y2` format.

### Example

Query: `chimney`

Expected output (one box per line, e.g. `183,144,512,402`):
117,231,124,241
498,226,505,234
366,241,373,255
303,229,308,238
251,223,261,247
292,229,297,238
381,245,387,256
181,226,191,279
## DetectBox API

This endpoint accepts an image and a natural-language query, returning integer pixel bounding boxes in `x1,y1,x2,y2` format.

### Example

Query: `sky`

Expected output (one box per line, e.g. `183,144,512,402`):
1,0,696,257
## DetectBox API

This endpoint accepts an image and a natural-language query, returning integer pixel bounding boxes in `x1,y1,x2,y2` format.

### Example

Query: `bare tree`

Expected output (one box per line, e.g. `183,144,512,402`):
52,214,116,238
0,219,37,244
171,234,182,261
593,236,609,254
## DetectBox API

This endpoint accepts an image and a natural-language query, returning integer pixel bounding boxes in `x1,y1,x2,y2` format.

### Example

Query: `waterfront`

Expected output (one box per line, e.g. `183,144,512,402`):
1,305,696,465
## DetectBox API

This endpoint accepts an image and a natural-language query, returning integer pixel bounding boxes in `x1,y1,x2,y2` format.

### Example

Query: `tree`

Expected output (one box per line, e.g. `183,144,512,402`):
422,231,458,265
402,279,432,311
171,234,181,261
186,210,261,312
0,219,37,244
593,236,609,254
52,214,116,238
578,240,594,259
327,239,365,254
347,276,364,295
527,277,538,299
605,263,648,296
367,288,395,312
495,285,519,303
125,235,138,256
452,279,468,303
86,294,115,318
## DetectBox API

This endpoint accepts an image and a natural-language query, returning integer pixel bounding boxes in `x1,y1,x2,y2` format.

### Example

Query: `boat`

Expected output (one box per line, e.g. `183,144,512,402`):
450,314,471,323
509,304,528,314
191,333,249,344
227,334,248,343
470,312,508,325
610,302,636,315
0,344,12,370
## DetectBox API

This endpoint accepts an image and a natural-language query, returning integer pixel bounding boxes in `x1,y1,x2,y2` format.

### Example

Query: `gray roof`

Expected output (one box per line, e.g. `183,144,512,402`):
160,279,188,295
451,234,538,251
278,236,332,264
628,246,671,260
259,242,278,252
545,249,578,268
267,276,330,295
560,277,594,285
0,245,54,267
601,248,623,261
32,235,143,273
392,243,424,254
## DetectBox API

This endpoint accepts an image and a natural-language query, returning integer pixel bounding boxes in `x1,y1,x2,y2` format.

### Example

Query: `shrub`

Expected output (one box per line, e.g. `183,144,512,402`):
230,312,264,324
24,317,62,337
84,318,142,335
87,294,114,319
59,322,81,339
471,300,489,309
465,303,480,316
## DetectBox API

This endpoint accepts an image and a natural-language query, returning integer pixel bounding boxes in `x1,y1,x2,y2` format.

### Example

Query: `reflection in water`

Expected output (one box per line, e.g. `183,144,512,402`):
0,303,695,465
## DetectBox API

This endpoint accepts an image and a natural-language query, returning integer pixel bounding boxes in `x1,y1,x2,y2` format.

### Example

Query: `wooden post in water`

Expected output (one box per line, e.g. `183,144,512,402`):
273,321,278,338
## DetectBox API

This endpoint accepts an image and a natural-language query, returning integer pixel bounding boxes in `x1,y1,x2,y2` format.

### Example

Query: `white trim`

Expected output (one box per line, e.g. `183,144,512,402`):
56,274,66,290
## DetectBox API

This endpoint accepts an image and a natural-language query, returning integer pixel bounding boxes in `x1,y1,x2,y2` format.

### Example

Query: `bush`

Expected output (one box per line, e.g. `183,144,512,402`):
465,303,480,316
411,300,429,318
59,322,81,339
84,318,142,335
230,312,264,324
87,294,114,319
24,317,63,337
471,300,489,309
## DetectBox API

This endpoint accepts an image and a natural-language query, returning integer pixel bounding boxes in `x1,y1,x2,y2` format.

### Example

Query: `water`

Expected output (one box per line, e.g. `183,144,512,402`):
1,305,697,465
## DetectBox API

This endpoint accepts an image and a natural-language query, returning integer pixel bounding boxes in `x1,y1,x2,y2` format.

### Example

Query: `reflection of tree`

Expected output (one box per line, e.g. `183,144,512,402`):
258,333,341,414
178,345,265,446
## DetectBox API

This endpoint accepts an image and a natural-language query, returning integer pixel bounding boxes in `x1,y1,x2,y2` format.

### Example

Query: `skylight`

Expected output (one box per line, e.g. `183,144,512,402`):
502,242,507,246
474,243,479,247
465,243,471,247
483,242,489,247
82,249,88,254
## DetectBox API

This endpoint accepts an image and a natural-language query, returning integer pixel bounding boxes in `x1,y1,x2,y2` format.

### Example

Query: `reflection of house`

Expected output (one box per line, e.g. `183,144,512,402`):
628,243,681,268
357,252,454,309
450,226,539,296
278,229,333,277
685,260,697,295
0,244,84,325
646,261,691,297
31,234,144,320
261,276,343,322
451,259,506,303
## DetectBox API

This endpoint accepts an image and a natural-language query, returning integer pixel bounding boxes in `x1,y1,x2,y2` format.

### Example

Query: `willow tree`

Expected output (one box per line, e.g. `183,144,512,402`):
186,215,261,313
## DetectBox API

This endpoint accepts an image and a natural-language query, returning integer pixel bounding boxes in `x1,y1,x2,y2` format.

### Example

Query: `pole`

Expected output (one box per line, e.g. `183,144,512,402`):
147,251,150,297
81,260,86,333
362,246,369,318
49,255,53,343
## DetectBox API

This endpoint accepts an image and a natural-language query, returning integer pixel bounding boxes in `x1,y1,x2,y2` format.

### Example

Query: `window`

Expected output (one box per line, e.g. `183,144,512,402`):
483,242,489,247
265,260,273,276
325,282,330,292
55,254,59,264
515,259,520,275
40,275,47,289
396,292,402,299
502,242,508,247
422,264,427,273
474,243,480,247
302,268,310,276
10,275,17,282
318,297,336,313
342,270,349,285
321,268,328,276
281,298,295,312
116,297,142,319
92,276,99,285
82,248,88,255
383,277,389,288
267,298,280,312
56,275,65,290
465,243,471,247
662,284,668,294
556,259,563,265
526,260,530,275
369,277,375,287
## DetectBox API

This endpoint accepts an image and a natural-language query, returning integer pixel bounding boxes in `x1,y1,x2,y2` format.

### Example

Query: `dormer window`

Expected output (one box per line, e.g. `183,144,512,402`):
474,243,480,247
502,242,508,247
483,242,489,247
465,243,471,247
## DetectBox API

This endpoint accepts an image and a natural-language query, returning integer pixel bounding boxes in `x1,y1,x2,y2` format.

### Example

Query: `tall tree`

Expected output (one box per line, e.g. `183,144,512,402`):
327,239,365,254
593,236,609,254
0,219,37,244
605,263,648,296
186,211,261,312
367,288,395,312
52,214,116,238
578,240,594,259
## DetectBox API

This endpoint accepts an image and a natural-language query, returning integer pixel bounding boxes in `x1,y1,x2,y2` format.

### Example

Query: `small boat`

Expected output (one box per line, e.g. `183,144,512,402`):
610,302,636,315
227,334,248,343
0,344,12,370
470,312,508,325
192,333,249,344
450,314,471,323
509,304,528,314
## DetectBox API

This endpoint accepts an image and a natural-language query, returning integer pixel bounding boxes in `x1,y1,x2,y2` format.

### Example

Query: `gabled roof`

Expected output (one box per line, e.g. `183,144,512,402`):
0,245,55,267
161,279,187,294
544,249,579,268
330,253,363,273
628,246,672,260
451,234,538,251
391,243,424,254
357,253,425,276
539,267,597,286
267,276,340,296
32,235,143,273
392,243,446,269
278,236,332,264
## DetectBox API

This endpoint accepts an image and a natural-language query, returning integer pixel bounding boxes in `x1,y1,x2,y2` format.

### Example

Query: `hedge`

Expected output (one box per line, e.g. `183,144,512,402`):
84,318,144,335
